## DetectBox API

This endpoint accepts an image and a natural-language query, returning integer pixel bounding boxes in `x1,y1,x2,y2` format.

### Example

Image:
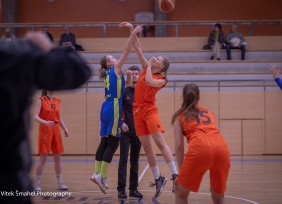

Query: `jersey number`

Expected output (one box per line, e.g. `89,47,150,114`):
195,110,211,124
104,75,110,90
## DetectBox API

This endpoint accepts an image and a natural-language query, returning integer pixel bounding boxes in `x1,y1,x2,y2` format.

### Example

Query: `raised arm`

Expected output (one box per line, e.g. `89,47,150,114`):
133,32,148,67
119,22,148,67
269,63,282,90
115,25,143,75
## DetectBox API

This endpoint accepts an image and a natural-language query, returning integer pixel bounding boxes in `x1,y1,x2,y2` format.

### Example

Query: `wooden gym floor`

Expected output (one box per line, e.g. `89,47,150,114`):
30,155,282,204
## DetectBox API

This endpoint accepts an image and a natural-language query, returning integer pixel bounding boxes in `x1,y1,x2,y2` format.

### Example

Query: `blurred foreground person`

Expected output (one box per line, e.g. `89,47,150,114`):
0,31,91,204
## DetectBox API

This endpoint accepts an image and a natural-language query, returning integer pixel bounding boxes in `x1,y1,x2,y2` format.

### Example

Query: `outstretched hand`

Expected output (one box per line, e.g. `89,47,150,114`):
119,22,134,31
132,25,143,35
269,63,280,79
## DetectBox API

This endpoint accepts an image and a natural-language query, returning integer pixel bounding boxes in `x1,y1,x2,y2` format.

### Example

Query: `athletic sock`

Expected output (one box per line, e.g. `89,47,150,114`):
56,174,63,184
101,161,110,178
35,175,41,185
168,161,178,175
151,165,161,180
95,160,102,174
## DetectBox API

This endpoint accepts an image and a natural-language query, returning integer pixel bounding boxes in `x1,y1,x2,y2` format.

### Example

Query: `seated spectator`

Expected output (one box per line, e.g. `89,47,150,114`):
1,28,16,45
225,24,247,60
59,26,76,50
42,26,54,42
207,23,225,60
269,63,282,90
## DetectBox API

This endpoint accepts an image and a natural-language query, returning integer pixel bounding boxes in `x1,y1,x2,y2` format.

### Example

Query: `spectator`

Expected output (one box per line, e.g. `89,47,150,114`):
225,24,247,60
269,63,282,90
207,23,225,60
42,26,54,42
1,27,16,45
59,26,77,50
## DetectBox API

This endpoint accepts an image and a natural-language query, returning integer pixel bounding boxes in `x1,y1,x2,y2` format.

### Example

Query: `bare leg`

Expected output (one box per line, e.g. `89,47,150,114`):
53,154,61,174
175,181,190,204
35,154,48,176
151,132,174,163
211,187,225,204
138,135,157,167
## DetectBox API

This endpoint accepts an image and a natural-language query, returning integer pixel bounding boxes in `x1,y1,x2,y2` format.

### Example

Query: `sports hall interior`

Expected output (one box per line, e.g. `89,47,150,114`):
1,0,282,203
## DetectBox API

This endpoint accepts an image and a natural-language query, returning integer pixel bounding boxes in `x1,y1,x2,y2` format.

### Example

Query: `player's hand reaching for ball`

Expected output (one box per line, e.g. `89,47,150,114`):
132,25,143,35
119,22,134,31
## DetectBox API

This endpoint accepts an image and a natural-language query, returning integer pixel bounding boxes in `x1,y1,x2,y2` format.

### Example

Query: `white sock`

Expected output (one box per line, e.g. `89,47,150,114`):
150,165,160,180
35,176,41,185
56,174,63,184
168,161,178,175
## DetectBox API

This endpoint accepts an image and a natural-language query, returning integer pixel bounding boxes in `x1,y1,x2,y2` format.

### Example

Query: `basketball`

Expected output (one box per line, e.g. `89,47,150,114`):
157,0,175,13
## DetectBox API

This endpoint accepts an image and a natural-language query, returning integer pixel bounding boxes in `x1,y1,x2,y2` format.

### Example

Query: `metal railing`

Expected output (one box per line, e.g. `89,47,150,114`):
1,20,282,37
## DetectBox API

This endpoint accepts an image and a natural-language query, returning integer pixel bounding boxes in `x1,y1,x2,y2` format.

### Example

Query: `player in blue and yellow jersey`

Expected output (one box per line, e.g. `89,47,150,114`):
90,24,143,194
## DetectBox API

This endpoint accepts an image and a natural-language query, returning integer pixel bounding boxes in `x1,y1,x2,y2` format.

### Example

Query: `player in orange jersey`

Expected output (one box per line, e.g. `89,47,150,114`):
171,83,230,204
120,22,178,198
33,90,69,192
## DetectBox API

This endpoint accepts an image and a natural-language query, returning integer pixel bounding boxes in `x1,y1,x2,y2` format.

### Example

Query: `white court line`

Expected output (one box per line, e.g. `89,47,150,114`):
138,163,149,183
192,192,259,204
71,190,259,203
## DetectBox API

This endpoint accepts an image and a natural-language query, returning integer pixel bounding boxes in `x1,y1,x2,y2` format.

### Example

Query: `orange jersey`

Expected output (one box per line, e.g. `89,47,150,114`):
134,67,166,106
179,105,221,142
38,96,63,154
39,96,61,123
177,105,230,194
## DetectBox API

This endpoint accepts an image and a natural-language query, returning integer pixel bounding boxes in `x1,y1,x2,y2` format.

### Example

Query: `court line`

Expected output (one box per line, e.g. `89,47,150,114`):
70,190,259,204
32,157,282,164
194,192,259,204
138,163,149,183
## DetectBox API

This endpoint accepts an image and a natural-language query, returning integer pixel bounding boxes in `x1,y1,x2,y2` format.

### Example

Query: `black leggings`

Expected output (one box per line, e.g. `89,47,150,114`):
95,135,119,163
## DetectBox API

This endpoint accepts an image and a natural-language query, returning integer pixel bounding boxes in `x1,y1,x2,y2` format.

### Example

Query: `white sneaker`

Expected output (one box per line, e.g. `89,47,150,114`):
34,184,41,192
90,172,109,189
57,183,68,191
92,173,107,194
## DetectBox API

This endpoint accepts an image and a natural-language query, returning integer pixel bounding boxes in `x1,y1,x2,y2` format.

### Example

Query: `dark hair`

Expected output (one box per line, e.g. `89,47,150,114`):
171,83,200,124
214,23,222,31
128,65,140,73
41,90,47,96
99,56,108,79
160,56,170,80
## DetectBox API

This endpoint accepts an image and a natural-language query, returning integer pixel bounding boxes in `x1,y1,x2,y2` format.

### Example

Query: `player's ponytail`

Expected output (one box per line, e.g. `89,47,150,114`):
171,83,200,124
99,56,108,79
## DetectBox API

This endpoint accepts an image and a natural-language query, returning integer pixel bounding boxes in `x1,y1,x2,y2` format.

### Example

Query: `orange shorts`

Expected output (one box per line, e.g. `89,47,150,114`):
177,134,230,194
38,124,64,154
133,105,164,136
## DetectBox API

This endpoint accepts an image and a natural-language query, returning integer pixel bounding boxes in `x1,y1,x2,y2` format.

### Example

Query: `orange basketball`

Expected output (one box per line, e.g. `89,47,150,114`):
157,0,175,13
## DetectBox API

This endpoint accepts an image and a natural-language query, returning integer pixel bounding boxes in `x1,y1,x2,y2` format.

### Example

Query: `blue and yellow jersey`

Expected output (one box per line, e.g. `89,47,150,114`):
104,66,125,99
100,66,125,137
